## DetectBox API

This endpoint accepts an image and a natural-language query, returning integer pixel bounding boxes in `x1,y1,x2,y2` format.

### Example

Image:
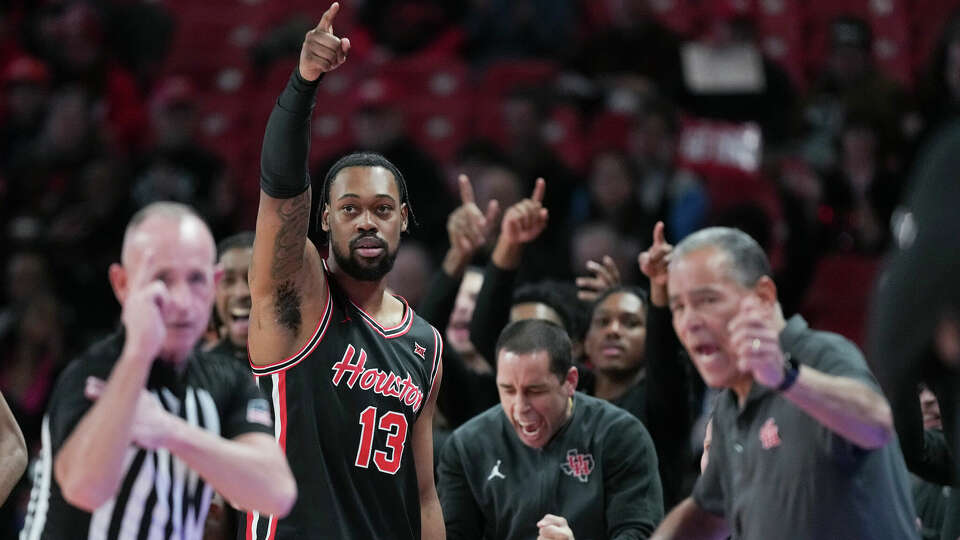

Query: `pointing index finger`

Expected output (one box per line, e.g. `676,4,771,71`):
653,221,665,246
458,174,476,205
317,2,340,33
531,177,546,203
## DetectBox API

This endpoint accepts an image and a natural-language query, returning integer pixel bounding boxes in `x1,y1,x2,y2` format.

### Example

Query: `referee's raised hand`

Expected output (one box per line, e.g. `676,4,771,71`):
119,250,170,362
299,2,351,82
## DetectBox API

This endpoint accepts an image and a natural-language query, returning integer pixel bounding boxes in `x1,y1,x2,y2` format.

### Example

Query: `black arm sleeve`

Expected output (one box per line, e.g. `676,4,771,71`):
469,261,517,368
417,269,462,334
259,69,321,199
644,304,694,509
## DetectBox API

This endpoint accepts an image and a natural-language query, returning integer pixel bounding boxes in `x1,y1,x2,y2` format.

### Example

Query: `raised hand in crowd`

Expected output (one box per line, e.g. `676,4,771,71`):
443,173,500,276
575,255,621,302
491,177,548,270
638,221,673,307
298,2,350,81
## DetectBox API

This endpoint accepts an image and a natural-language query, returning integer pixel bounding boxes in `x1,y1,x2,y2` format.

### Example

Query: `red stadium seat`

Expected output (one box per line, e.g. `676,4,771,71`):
405,98,474,165
479,59,559,98
649,0,698,36
868,0,913,87
756,0,807,89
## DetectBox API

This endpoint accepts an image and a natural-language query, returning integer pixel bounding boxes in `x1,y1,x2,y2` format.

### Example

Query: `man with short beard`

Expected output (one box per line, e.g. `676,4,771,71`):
245,3,444,538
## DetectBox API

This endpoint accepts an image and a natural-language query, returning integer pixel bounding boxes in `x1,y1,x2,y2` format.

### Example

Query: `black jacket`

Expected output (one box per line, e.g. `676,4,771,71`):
438,392,663,540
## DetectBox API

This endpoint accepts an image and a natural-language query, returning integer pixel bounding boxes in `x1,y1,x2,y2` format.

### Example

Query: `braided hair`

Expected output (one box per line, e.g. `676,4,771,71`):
317,152,417,244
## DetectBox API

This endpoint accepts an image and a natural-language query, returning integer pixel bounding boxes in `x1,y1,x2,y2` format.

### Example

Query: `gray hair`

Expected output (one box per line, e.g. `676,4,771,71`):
671,227,771,287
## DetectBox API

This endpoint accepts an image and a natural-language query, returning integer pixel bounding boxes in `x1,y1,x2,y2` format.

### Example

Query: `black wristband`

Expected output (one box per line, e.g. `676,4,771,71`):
777,353,800,392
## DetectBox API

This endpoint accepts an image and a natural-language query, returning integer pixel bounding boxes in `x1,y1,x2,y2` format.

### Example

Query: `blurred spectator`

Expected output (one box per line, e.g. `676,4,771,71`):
34,1,148,152
628,99,708,242
571,222,638,285
7,86,101,218
803,16,907,172
574,150,647,239
0,55,50,173
819,116,902,253
210,231,255,364
444,267,488,372
0,250,53,342
464,0,576,64
574,0,684,99
46,155,131,341
675,8,798,145
438,319,664,539
912,385,952,540
0,292,65,452
917,11,960,139
360,0,464,57
582,287,649,408
133,76,232,236
385,240,434,308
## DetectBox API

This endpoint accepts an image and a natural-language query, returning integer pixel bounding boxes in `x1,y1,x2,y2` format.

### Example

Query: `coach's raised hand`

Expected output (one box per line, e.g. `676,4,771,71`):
299,2,351,81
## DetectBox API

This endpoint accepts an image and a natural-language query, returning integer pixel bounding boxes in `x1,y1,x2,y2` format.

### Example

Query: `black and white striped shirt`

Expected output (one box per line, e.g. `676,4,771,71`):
20,331,274,540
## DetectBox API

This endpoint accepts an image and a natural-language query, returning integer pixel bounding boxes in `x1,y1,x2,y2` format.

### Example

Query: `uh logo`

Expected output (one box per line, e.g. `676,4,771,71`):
560,449,595,483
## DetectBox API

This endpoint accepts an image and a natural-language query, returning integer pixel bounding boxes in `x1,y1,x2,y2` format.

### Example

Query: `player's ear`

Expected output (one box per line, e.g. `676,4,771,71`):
108,263,128,305
321,203,331,232
400,203,408,233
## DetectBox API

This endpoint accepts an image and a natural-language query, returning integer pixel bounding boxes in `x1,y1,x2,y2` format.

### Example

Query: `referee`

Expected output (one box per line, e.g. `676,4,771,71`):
20,202,296,540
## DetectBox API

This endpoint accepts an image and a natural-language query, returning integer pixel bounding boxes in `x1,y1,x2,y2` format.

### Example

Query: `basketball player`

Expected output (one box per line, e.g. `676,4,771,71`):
246,2,444,538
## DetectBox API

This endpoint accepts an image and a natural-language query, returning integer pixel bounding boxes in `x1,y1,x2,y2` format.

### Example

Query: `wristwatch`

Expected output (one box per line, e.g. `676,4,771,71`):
776,353,800,392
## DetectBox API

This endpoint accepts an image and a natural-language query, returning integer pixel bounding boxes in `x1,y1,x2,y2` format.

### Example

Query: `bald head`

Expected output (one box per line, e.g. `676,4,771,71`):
121,202,215,267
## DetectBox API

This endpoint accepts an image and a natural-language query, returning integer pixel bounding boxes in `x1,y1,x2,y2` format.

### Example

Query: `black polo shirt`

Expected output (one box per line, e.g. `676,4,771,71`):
693,315,918,539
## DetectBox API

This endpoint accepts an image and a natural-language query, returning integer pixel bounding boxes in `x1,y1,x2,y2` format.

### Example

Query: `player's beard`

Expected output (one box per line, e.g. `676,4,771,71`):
331,233,398,282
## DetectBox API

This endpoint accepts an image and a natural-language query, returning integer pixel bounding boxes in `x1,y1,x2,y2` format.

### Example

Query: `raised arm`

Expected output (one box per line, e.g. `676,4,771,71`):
417,174,499,329
249,2,350,364
55,255,172,510
0,391,27,505
731,296,893,449
638,221,694,508
469,178,548,364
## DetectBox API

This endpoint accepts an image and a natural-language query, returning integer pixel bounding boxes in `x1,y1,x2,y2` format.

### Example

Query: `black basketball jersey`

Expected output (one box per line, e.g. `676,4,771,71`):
20,331,275,540
245,272,442,540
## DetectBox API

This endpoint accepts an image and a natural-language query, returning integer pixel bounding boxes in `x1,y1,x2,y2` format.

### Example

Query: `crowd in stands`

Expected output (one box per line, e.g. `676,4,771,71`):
3,0,960,536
